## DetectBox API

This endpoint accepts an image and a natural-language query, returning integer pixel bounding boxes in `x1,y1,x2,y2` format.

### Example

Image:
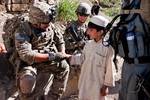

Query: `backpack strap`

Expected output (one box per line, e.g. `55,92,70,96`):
138,14,150,55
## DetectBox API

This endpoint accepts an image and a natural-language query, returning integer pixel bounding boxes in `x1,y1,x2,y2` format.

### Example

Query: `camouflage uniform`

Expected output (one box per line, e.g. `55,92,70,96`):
0,0,58,99
64,20,88,54
14,2,69,100
64,3,91,54
62,3,91,98
0,0,32,99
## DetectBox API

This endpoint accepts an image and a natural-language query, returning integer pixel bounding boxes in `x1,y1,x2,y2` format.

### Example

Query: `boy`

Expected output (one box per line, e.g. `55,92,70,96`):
70,15,115,100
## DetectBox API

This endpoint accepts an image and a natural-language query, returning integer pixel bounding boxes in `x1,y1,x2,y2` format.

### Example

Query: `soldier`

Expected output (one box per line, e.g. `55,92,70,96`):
0,0,33,99
62,3,91,98
64,2,91,54
91,0,100,16
13,1,71,100
0,0,57,53
117,0,150,100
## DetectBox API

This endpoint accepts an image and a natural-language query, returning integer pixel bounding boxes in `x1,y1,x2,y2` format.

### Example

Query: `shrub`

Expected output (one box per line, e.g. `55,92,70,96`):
57,0,78,22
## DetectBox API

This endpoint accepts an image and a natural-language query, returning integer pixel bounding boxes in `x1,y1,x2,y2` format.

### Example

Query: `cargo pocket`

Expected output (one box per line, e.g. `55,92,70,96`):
94,52,107,68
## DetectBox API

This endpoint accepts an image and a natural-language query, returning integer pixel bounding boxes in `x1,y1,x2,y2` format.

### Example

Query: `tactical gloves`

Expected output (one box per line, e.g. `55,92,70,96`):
48,52,70,62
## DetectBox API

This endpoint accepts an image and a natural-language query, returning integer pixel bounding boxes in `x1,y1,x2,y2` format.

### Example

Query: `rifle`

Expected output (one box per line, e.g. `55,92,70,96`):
65,23,87,53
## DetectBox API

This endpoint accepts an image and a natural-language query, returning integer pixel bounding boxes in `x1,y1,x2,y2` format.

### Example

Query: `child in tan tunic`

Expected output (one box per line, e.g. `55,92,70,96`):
70,15,115,100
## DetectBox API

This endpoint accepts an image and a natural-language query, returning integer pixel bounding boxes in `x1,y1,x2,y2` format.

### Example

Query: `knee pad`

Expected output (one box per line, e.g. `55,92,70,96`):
19,67,37,94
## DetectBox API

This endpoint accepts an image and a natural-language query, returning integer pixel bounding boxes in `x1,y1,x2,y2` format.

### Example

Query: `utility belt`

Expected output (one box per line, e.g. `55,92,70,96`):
124,56,150,64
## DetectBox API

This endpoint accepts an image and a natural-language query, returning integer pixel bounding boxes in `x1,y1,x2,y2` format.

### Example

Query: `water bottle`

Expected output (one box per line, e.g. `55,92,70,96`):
126,32,136,58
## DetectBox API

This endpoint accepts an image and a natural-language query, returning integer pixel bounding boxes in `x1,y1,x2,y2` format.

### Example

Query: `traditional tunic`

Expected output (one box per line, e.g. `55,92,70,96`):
78,39,115,100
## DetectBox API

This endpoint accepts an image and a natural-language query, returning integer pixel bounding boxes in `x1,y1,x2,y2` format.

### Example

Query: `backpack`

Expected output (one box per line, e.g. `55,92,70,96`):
2,14,29,67
103,13,150,97
105,13,150,58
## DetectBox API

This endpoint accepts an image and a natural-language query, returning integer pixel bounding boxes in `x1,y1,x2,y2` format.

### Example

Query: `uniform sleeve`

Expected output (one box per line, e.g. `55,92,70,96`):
63,21,79,51
104,46,115,87
53,26,65,51
63,27,76,51
15,32,37,65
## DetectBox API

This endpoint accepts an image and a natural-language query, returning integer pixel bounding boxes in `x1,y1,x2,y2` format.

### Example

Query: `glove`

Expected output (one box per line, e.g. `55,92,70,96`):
48,52,67,62
55,52,67,61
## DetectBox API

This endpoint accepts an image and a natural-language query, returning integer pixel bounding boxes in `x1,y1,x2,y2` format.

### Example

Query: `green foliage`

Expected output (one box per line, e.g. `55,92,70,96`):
57,0,78,22
57,0,121,21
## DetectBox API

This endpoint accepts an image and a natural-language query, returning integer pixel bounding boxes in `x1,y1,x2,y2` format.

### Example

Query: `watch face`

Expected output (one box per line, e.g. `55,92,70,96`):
122,0,141,10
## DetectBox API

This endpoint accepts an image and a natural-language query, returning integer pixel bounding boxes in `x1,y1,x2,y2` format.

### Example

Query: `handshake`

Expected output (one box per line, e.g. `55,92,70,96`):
48,52,83,65
48,52,71,62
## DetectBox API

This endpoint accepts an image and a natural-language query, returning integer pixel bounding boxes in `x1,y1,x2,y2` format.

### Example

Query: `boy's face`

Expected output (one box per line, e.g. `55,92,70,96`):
87,27,98,39
86,27,102,41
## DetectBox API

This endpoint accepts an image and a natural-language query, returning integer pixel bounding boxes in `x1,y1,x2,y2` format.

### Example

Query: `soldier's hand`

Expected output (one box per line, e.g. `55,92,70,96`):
0,43,7,54
48,52,72,62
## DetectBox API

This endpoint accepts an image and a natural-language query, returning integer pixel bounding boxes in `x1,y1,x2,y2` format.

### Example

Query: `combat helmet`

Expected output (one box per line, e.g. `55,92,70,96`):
29,1,57,24
76,3,91,16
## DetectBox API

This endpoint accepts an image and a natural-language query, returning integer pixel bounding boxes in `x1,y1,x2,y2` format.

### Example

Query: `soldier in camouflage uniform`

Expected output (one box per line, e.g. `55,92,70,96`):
62,3,91,98
0,0,58,99
0,0,57,52
13,1,70,100
64,2,91,54
0,0,33,99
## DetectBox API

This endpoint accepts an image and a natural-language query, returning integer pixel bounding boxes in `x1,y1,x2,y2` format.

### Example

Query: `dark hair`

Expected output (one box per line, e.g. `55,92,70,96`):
88,22,105,31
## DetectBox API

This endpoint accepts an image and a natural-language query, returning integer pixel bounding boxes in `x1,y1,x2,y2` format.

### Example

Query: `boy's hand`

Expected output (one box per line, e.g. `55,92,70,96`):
0,43,7,54
100,85,108,96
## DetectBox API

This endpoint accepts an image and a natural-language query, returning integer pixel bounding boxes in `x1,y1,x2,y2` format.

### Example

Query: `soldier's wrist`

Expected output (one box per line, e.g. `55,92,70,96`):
48,52,56,61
